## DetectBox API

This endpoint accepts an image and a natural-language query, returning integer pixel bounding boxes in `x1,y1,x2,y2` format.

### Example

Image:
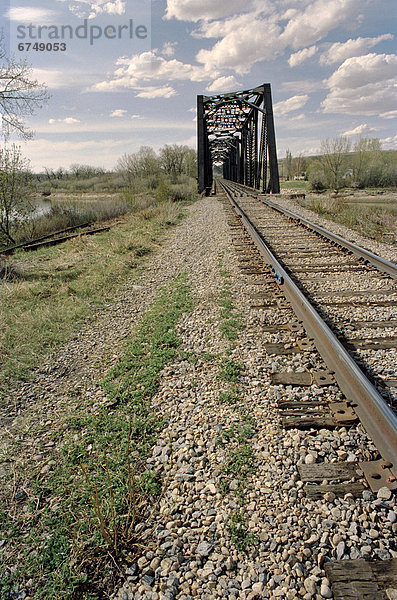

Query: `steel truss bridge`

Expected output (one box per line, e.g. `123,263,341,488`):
197,84,280,195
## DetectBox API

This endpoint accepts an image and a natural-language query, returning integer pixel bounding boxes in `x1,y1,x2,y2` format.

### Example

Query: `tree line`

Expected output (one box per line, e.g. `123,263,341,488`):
282,137,397,190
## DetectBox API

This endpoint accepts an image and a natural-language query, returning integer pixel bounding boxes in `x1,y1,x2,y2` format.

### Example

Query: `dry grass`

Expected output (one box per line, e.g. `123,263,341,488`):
295,189,397,244
0,200,187,395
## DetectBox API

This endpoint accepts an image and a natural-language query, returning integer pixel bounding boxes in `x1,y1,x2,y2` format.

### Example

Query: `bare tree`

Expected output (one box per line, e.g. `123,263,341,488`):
284,149,293,180
160,144,191,182
0,34,49,139
0,144,32,244
352,137,382,186
117,147,160,185
319,137,351,189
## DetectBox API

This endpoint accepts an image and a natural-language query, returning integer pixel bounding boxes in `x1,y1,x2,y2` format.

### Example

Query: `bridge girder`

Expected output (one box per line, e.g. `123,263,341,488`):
197,83,280,195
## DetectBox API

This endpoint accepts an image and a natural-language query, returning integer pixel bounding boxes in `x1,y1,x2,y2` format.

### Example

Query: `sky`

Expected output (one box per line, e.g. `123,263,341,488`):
1,0,397,171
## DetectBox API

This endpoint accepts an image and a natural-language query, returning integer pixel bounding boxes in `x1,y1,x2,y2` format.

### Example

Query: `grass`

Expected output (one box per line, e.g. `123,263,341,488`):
280,179,309,191
218,387,242,405
297,192,397,244
226,512,258,553
0,201,185,398
218,359,244,383
0,274,193,600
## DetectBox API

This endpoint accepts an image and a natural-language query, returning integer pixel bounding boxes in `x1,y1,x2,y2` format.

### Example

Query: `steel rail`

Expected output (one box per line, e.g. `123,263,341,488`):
219,180,397,477
224,180,397,280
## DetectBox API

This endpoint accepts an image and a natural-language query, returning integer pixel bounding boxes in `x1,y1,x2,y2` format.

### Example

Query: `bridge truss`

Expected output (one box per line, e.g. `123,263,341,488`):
197,84,280,195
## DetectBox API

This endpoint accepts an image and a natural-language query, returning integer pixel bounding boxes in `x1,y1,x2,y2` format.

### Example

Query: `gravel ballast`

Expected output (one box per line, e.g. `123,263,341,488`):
1,195,396,600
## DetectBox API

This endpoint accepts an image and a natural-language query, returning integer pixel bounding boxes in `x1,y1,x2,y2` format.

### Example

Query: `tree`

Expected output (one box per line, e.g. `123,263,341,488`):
117,146,160,185
284,149,293,180
352,137,382,187
0,35,49,139
0,144,32,244
159,144,192,182
319,137,351,189
292,153,307,179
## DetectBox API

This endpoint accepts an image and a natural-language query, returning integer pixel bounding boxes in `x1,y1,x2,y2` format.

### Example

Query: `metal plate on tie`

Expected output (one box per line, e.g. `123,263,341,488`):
296,338,315,351
329,402,358,424
359,459,397,493
312,370,336,386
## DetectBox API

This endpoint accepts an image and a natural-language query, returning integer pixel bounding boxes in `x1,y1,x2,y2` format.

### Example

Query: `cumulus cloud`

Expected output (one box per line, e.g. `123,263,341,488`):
274,95,309,115
196,15,281,74
206,75,242,92
288,46,317,67
56,0,126,19
135,86,177,98
162,42,178,57
322,53,397,116
192,0,361,74
165,0,255,21
110,109,127,117
342,124,375,136
92,50,217,92
280,0,361,49
49,117,81,124
320,34,394,65
6,7,57,23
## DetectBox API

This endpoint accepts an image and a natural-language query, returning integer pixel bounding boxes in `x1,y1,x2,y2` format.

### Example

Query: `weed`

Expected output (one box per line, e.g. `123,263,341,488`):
218,359,244,383
226,512,258,552
218,388,241,405
222,444,255,476
220,318,242,341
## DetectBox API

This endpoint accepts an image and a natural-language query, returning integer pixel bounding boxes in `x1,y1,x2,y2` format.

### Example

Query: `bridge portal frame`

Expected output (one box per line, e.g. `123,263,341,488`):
197,83,280,195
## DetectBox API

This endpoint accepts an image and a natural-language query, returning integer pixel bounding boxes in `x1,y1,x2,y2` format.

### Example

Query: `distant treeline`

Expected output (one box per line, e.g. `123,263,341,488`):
280,138,397,190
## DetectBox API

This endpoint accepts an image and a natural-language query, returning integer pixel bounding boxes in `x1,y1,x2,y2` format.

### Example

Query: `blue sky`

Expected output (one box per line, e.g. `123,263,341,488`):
2,0,397,171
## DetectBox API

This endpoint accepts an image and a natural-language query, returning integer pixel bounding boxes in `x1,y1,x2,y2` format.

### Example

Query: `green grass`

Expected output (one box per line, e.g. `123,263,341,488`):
280,179,309,191
226,512,258,553
218,387,242,405
218,359,244,383
0,275,193,600
0,201,185,398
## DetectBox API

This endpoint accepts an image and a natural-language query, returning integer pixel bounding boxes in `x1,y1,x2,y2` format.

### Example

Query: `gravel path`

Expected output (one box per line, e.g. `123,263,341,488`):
1,196,396,600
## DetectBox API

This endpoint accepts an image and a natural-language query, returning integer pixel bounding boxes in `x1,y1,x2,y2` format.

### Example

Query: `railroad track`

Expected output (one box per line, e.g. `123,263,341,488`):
217,180,397,597
0,221,110,255
219,179,397,472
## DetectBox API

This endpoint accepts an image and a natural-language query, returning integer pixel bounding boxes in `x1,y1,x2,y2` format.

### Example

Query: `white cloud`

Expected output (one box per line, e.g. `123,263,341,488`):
206,75,241,92
379,110,397,119
6,7,57,23
32,68,89,89
165,0,255,21
110,109,128,118
92,50,217,92
196,14,281,74
49,117,81,124
194,0,360,74
56,0,126,19
274,94,309,115
162,42,178,57
319,34,394,65
322,53,397,116
135,86,177,98
288,46,317,67
342,124,375,136
280,0,361,49
282,80,322,93
380,135,397,149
